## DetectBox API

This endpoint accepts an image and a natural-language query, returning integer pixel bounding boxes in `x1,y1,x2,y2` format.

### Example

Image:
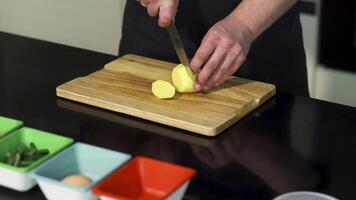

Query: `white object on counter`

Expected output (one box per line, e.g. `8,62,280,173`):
274,191,339,200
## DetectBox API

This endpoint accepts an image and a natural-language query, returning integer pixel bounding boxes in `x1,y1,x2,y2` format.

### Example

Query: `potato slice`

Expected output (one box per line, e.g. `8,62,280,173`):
152,80,176,99
171,64,196,93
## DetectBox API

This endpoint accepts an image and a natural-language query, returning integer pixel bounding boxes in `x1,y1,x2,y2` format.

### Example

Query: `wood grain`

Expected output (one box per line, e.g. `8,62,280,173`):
56,54,276,136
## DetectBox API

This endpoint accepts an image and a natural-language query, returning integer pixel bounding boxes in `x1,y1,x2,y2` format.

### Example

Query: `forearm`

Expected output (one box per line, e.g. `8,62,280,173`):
227,0,298,40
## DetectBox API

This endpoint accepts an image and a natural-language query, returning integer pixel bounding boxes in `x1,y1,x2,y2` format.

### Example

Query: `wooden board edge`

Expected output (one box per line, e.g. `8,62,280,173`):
209,85,276,136
57,99,217,146
56,87,217,137
55,84,275,137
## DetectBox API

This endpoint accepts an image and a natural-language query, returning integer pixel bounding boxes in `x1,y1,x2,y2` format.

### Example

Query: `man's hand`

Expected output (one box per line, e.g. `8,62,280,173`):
190,17,254,92
138,0,179,27
190,0,298,92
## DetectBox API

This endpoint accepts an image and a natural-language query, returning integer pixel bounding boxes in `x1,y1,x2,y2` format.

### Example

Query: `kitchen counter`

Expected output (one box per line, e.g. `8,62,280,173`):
1,32,356,200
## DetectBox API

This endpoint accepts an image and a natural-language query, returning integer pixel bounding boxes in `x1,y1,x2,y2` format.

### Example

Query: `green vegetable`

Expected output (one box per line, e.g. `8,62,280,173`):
1,142,49,167
14,153,21,167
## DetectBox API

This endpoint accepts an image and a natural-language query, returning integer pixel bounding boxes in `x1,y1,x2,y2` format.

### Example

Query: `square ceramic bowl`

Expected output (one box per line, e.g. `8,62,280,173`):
93,156,196,200
31,142,132,200
0,127,73,191
0,116,23,139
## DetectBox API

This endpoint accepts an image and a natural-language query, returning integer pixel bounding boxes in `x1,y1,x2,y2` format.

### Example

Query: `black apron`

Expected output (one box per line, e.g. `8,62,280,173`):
119,0,309,97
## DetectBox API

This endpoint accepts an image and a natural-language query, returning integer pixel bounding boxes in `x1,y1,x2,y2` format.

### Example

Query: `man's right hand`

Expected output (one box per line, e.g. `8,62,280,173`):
138,0,179,28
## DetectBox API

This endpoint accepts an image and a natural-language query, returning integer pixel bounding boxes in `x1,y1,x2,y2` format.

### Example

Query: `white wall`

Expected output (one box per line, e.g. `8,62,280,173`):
301,8,356,108
314,66,356,107
0,0,126,55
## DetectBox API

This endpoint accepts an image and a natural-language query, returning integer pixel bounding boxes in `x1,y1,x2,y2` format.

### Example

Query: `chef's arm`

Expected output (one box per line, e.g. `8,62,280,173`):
191,0,299,91
229,0,298,40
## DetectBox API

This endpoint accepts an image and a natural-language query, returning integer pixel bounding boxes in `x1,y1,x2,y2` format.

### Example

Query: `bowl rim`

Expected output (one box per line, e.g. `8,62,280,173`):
273,191,339,200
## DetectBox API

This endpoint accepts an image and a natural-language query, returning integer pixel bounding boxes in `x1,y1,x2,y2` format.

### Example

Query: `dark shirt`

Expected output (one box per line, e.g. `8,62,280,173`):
119,0,309,96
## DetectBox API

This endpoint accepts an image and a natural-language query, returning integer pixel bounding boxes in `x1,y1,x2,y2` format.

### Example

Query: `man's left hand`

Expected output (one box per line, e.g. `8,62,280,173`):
190,16,254,91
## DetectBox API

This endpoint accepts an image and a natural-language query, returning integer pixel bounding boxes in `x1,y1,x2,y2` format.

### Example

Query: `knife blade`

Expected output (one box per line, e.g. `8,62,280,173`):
166,22,191,69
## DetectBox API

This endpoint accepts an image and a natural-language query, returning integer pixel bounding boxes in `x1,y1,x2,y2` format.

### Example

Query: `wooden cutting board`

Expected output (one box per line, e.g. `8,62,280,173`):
56,54,276,136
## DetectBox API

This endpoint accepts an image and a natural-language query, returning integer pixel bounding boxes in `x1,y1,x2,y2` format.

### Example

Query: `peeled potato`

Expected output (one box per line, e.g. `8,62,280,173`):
172,64,196,93
152,80,176,99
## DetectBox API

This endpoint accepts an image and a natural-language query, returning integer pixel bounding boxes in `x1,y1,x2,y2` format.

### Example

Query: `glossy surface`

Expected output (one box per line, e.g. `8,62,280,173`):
1,32,356,199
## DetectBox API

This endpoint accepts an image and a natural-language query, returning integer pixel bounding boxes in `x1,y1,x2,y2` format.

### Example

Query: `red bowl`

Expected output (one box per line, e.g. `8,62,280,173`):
92,156,196,200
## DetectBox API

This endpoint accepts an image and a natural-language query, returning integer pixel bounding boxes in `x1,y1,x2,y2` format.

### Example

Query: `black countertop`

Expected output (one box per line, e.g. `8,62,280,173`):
1,32,356,200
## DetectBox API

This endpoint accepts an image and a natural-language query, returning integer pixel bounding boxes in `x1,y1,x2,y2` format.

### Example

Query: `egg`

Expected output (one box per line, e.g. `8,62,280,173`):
61,174,92,187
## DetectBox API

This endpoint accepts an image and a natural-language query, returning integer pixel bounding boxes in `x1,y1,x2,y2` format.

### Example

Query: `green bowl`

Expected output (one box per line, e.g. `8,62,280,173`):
0,116,23,139
0,127,74,173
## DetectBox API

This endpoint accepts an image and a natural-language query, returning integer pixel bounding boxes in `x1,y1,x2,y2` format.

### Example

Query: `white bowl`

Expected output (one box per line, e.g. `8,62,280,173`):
274,191,339,200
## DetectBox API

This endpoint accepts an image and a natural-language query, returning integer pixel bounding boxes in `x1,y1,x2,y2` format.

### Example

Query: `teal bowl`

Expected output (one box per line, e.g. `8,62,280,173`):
31,142,131,200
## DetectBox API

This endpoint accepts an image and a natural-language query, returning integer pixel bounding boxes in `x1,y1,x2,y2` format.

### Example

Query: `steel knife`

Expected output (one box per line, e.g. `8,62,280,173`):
166,22,193,72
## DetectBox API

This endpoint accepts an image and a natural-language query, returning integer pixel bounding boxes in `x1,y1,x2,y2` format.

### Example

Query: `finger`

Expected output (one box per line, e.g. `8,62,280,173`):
190,33,218,73
197,45,227,89
158,1,178,27
219,56,244,86
147,0,161,17
207,48,240,87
